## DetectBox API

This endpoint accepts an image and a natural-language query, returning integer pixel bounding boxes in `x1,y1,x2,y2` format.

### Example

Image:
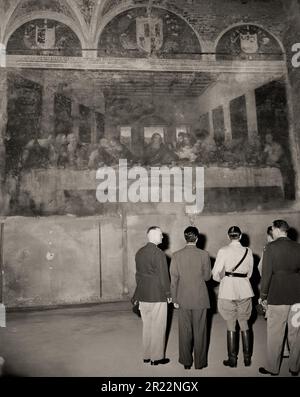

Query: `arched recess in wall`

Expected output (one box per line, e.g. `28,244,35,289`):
215,23,284,61
97,7,202,59
6,17,82,56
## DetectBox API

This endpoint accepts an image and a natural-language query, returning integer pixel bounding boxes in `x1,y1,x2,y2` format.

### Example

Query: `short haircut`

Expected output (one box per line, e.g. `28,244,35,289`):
147,226,160,234
228,226,241,240
184,226,199,243
273,219,289,232
267,226,273,237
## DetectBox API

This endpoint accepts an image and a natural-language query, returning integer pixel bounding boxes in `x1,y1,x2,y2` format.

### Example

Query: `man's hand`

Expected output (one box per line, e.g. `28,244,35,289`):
259,298,268,310
173,303,179,309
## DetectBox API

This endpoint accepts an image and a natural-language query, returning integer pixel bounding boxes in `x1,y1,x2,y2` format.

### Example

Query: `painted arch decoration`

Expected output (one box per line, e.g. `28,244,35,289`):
7,18,82,56
216,24,283,61
98,7,202,59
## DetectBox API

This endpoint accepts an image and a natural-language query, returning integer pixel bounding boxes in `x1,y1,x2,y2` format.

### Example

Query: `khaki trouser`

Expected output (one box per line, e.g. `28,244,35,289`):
139,302,167,361
266,304,300,374
218,298,252,331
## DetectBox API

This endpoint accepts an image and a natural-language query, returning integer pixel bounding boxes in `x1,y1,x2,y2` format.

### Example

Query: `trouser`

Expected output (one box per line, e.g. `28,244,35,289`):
139,301,167,361
178,308,207,369
266,304,300,374
218,298,252,331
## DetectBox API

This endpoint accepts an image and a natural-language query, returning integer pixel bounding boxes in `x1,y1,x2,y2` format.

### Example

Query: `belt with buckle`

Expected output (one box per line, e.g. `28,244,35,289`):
225,272,247,278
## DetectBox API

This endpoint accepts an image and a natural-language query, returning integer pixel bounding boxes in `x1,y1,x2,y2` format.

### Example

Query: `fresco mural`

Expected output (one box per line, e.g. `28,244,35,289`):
2,69,295,217
5,73,293,173
7,19,82,56
216,24,283,61
98,7,201,58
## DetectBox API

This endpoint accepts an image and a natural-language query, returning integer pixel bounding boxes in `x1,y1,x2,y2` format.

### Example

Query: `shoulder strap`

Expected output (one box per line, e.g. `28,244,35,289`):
231,248,248,273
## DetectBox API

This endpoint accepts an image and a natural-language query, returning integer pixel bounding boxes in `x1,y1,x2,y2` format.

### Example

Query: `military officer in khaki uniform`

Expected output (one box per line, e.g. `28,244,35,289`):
212,226,254,368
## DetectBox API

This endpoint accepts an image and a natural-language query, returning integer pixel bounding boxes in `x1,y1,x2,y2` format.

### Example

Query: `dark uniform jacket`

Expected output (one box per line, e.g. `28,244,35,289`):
134,242,171,302
261,237,300,305
170,245,211,309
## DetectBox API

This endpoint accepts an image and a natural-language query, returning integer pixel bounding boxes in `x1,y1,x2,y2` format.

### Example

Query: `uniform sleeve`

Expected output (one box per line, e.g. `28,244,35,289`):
202,252,212,281
212,249,225,282
158,250,171,298
247,249,254,278
170,255,179,304
260,245,273,300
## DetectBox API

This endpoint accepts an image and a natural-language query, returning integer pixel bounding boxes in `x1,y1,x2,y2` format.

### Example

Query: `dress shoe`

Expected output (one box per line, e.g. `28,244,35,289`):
195,364,207,370
143,359,150,363
289,369,299,377
184,365,191,370
259,367,279,376
151,358,170,366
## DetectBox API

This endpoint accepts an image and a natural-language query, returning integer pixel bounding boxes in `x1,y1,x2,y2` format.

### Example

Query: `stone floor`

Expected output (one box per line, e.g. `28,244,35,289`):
0,302,295,377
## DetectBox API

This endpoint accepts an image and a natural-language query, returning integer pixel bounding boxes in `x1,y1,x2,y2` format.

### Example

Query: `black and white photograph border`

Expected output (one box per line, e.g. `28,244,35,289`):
0,0,300,384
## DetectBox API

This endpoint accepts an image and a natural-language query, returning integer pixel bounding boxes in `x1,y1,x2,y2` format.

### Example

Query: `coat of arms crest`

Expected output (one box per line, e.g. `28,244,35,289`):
35,19,56,49
239,29,258,54
136,16,163,54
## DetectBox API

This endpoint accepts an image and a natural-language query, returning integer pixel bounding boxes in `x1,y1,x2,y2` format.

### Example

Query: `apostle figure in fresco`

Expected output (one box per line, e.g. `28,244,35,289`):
262,133,296,200
52,133,68,168
175,133,197,163
192,129,217,164
263,133,284,166
176,132,186,151
22,134,55,169
106,137,136,165
66,133,79,168
88,138,114,169
144,132,177,166
66,133,89,169
245,134,263,165
222,137,247,166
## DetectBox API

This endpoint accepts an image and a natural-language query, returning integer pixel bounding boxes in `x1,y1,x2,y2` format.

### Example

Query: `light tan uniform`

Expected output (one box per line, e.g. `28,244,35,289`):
212,241,254,330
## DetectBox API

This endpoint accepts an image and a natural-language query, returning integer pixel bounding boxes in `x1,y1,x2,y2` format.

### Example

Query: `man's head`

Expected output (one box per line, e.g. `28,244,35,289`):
184,226,199,244
272,219,289,239
151,133,163,148
267,226,274,242
177,132,186,143
147,226,163,245
265,133,273,144
228,226,242,241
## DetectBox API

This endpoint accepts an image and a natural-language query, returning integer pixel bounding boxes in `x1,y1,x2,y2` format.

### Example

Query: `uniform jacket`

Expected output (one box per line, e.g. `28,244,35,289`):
170,245,211,309
261,237,300,305
212,241,254,300
134,242,171,302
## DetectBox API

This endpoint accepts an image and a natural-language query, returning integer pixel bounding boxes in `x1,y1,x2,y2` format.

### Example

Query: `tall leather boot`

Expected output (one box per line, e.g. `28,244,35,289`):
223,331,237,368
241,330,251,367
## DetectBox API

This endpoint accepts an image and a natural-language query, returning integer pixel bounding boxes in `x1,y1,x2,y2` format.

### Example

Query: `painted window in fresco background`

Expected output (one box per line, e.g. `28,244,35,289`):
98,7,201,59
230,95,248,141
6,74,42,173
216,25,283,61
212,106,225,145
7,19,82,56
54,94,72,135
96,112,105,142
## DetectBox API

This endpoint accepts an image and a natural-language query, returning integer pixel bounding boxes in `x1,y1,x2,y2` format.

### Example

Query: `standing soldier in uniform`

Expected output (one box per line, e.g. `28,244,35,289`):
212,226,254,368
259,220,300,376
